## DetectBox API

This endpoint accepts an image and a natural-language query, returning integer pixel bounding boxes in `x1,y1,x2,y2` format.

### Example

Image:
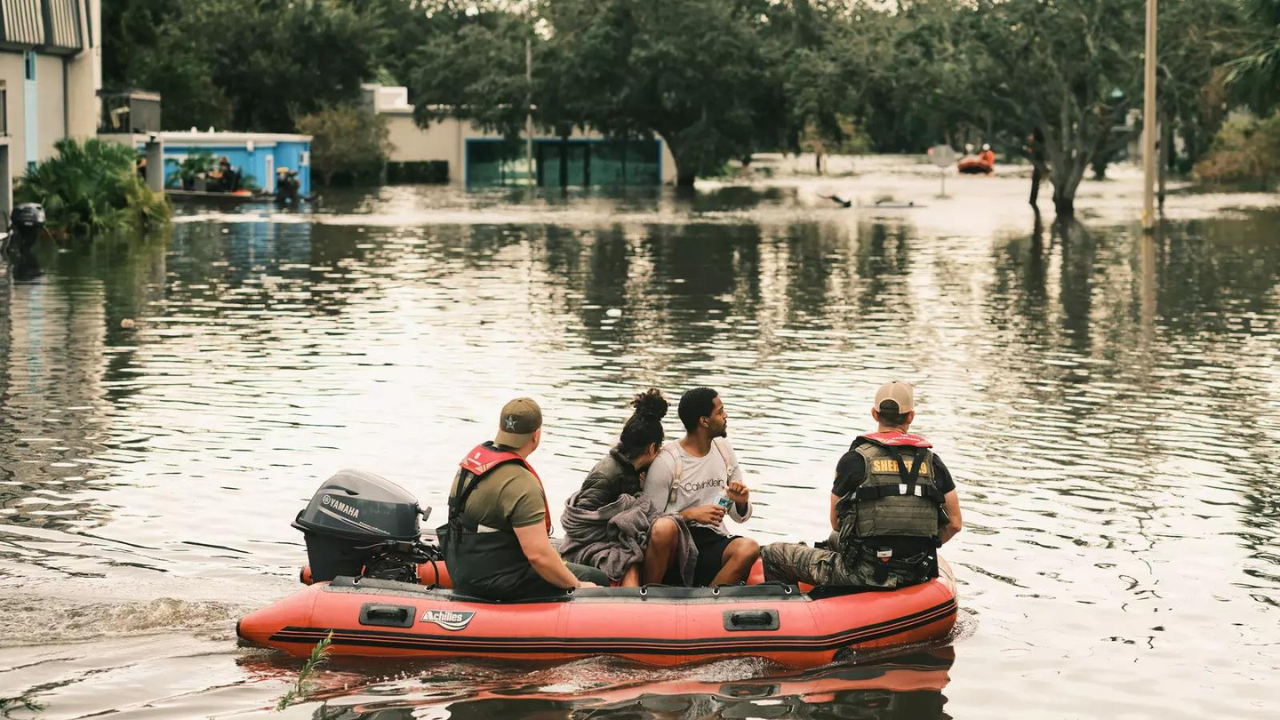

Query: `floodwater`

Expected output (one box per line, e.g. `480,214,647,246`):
1,163,1278,719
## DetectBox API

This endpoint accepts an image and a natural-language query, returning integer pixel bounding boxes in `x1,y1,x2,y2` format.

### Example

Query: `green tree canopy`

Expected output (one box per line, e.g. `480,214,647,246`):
544,0,784,185
1226,0,1280,112
407,5,534,138
106,0,385,132
102,0,1261,203
297,104,393,185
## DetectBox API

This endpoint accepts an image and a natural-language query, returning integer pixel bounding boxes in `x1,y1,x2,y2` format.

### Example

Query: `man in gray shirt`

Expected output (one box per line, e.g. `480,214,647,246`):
640,387,760,586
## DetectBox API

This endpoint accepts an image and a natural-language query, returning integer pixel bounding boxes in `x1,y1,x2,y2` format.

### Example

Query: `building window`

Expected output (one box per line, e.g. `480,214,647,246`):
466,138,660,188
0,82,7,136
24,52,36,81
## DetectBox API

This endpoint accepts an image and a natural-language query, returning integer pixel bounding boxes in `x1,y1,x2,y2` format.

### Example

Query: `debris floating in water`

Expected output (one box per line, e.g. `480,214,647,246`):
120,318,136,329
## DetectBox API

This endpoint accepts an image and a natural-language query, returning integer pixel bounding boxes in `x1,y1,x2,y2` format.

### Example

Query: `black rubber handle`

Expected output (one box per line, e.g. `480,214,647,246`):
723,609,780,631
359,603,416,628
368,607,408,620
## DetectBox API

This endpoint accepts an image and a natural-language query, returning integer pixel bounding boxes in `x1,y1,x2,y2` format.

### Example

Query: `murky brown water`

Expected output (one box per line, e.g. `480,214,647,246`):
1,168,1278,719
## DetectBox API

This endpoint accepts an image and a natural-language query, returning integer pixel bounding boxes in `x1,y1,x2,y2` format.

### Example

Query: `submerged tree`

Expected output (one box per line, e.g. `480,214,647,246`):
970,0,1145,216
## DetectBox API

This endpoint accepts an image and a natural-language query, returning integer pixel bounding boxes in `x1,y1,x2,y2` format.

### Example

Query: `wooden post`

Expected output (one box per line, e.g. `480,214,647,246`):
526,35,534,188
1142,0,1158,232
1158,116,1169,212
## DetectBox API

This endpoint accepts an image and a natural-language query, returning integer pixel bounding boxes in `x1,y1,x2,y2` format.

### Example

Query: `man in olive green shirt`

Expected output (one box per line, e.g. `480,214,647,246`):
441,398,607,600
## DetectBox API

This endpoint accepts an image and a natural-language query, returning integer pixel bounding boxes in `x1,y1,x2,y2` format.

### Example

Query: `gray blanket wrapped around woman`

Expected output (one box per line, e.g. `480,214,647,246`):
558,492,698,585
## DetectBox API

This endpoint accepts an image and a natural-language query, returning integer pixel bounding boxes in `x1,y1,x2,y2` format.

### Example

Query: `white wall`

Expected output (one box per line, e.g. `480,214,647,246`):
66,0,101,140
385,112,461,166
35,54,66,160
0,54,27,173
0,0,100,189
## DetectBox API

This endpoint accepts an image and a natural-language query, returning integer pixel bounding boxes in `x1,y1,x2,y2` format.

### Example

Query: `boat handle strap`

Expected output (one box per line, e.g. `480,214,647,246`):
723,609,780,631
359,603,416,628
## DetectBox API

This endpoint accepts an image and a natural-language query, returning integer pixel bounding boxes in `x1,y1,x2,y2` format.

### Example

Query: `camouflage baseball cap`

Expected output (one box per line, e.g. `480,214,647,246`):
495,397,543,447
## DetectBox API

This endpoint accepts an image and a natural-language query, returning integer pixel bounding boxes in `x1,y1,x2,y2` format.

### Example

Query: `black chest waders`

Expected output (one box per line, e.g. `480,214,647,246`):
438,464,542,599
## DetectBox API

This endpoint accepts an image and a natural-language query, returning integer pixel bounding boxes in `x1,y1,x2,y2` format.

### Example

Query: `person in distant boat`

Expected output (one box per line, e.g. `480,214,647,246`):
761,382,963,589
640,388,759,587
439,398,606,600
979,144,996,169
559,389,696,587
208,156,234,192
276,167,301,205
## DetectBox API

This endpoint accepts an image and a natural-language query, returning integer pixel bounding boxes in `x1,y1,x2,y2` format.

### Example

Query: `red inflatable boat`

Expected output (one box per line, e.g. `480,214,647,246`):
240,470,959,667
957,157,994,175
237,559,957,667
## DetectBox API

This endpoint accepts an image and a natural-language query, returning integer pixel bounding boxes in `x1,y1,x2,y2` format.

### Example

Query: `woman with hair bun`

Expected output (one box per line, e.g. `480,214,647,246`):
560,389,696,587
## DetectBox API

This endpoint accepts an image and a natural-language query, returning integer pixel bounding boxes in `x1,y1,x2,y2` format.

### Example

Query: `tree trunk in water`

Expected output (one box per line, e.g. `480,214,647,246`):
1051,165,1073,217
1051,159,1083,218
1053,191,1074,217
662,131,697,188
1048,143,1091,219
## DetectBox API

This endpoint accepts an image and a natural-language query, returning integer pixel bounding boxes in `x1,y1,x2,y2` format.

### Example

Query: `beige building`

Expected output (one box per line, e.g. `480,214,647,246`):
363,84,677,187
0,0,101,215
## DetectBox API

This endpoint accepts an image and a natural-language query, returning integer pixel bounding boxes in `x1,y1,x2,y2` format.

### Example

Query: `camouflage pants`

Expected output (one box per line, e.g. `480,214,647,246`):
760,533,934,590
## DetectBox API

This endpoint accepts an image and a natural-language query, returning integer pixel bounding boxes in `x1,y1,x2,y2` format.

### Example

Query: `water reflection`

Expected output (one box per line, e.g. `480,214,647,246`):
289,648,953,720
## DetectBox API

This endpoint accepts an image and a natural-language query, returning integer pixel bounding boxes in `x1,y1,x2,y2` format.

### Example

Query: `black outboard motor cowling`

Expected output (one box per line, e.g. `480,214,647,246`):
12,203,45,229
5,203,45,255
293,469,423,582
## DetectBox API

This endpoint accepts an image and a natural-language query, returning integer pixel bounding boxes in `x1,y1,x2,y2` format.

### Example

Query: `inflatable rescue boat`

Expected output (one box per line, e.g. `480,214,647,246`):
957,157,994,175
237,470,958,667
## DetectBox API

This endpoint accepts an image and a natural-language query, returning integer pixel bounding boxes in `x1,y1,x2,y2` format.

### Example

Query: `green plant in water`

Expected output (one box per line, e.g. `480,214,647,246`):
239,173,261,193
275,631,332,711
0,695,46,715
165,152,218,189
15,138,170,239
1193,110,1280,190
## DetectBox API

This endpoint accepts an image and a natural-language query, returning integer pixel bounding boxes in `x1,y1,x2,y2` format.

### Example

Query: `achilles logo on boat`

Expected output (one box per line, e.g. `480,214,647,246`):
420,609,475,631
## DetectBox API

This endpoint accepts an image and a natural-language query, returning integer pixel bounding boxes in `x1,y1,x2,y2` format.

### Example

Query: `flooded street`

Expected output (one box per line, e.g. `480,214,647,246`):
1,166,1278,719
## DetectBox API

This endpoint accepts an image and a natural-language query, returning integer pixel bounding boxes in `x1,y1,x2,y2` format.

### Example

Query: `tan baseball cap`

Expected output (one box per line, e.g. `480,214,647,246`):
874,381,914,414
495,397,543,447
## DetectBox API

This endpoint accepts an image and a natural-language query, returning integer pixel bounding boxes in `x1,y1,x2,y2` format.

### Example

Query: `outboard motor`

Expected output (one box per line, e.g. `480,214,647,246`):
3,203,44,256
293,469,435,583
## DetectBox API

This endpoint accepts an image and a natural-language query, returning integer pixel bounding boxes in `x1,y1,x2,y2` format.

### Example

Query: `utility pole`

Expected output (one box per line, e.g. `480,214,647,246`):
1142,0,1158,232
526,31,534,188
